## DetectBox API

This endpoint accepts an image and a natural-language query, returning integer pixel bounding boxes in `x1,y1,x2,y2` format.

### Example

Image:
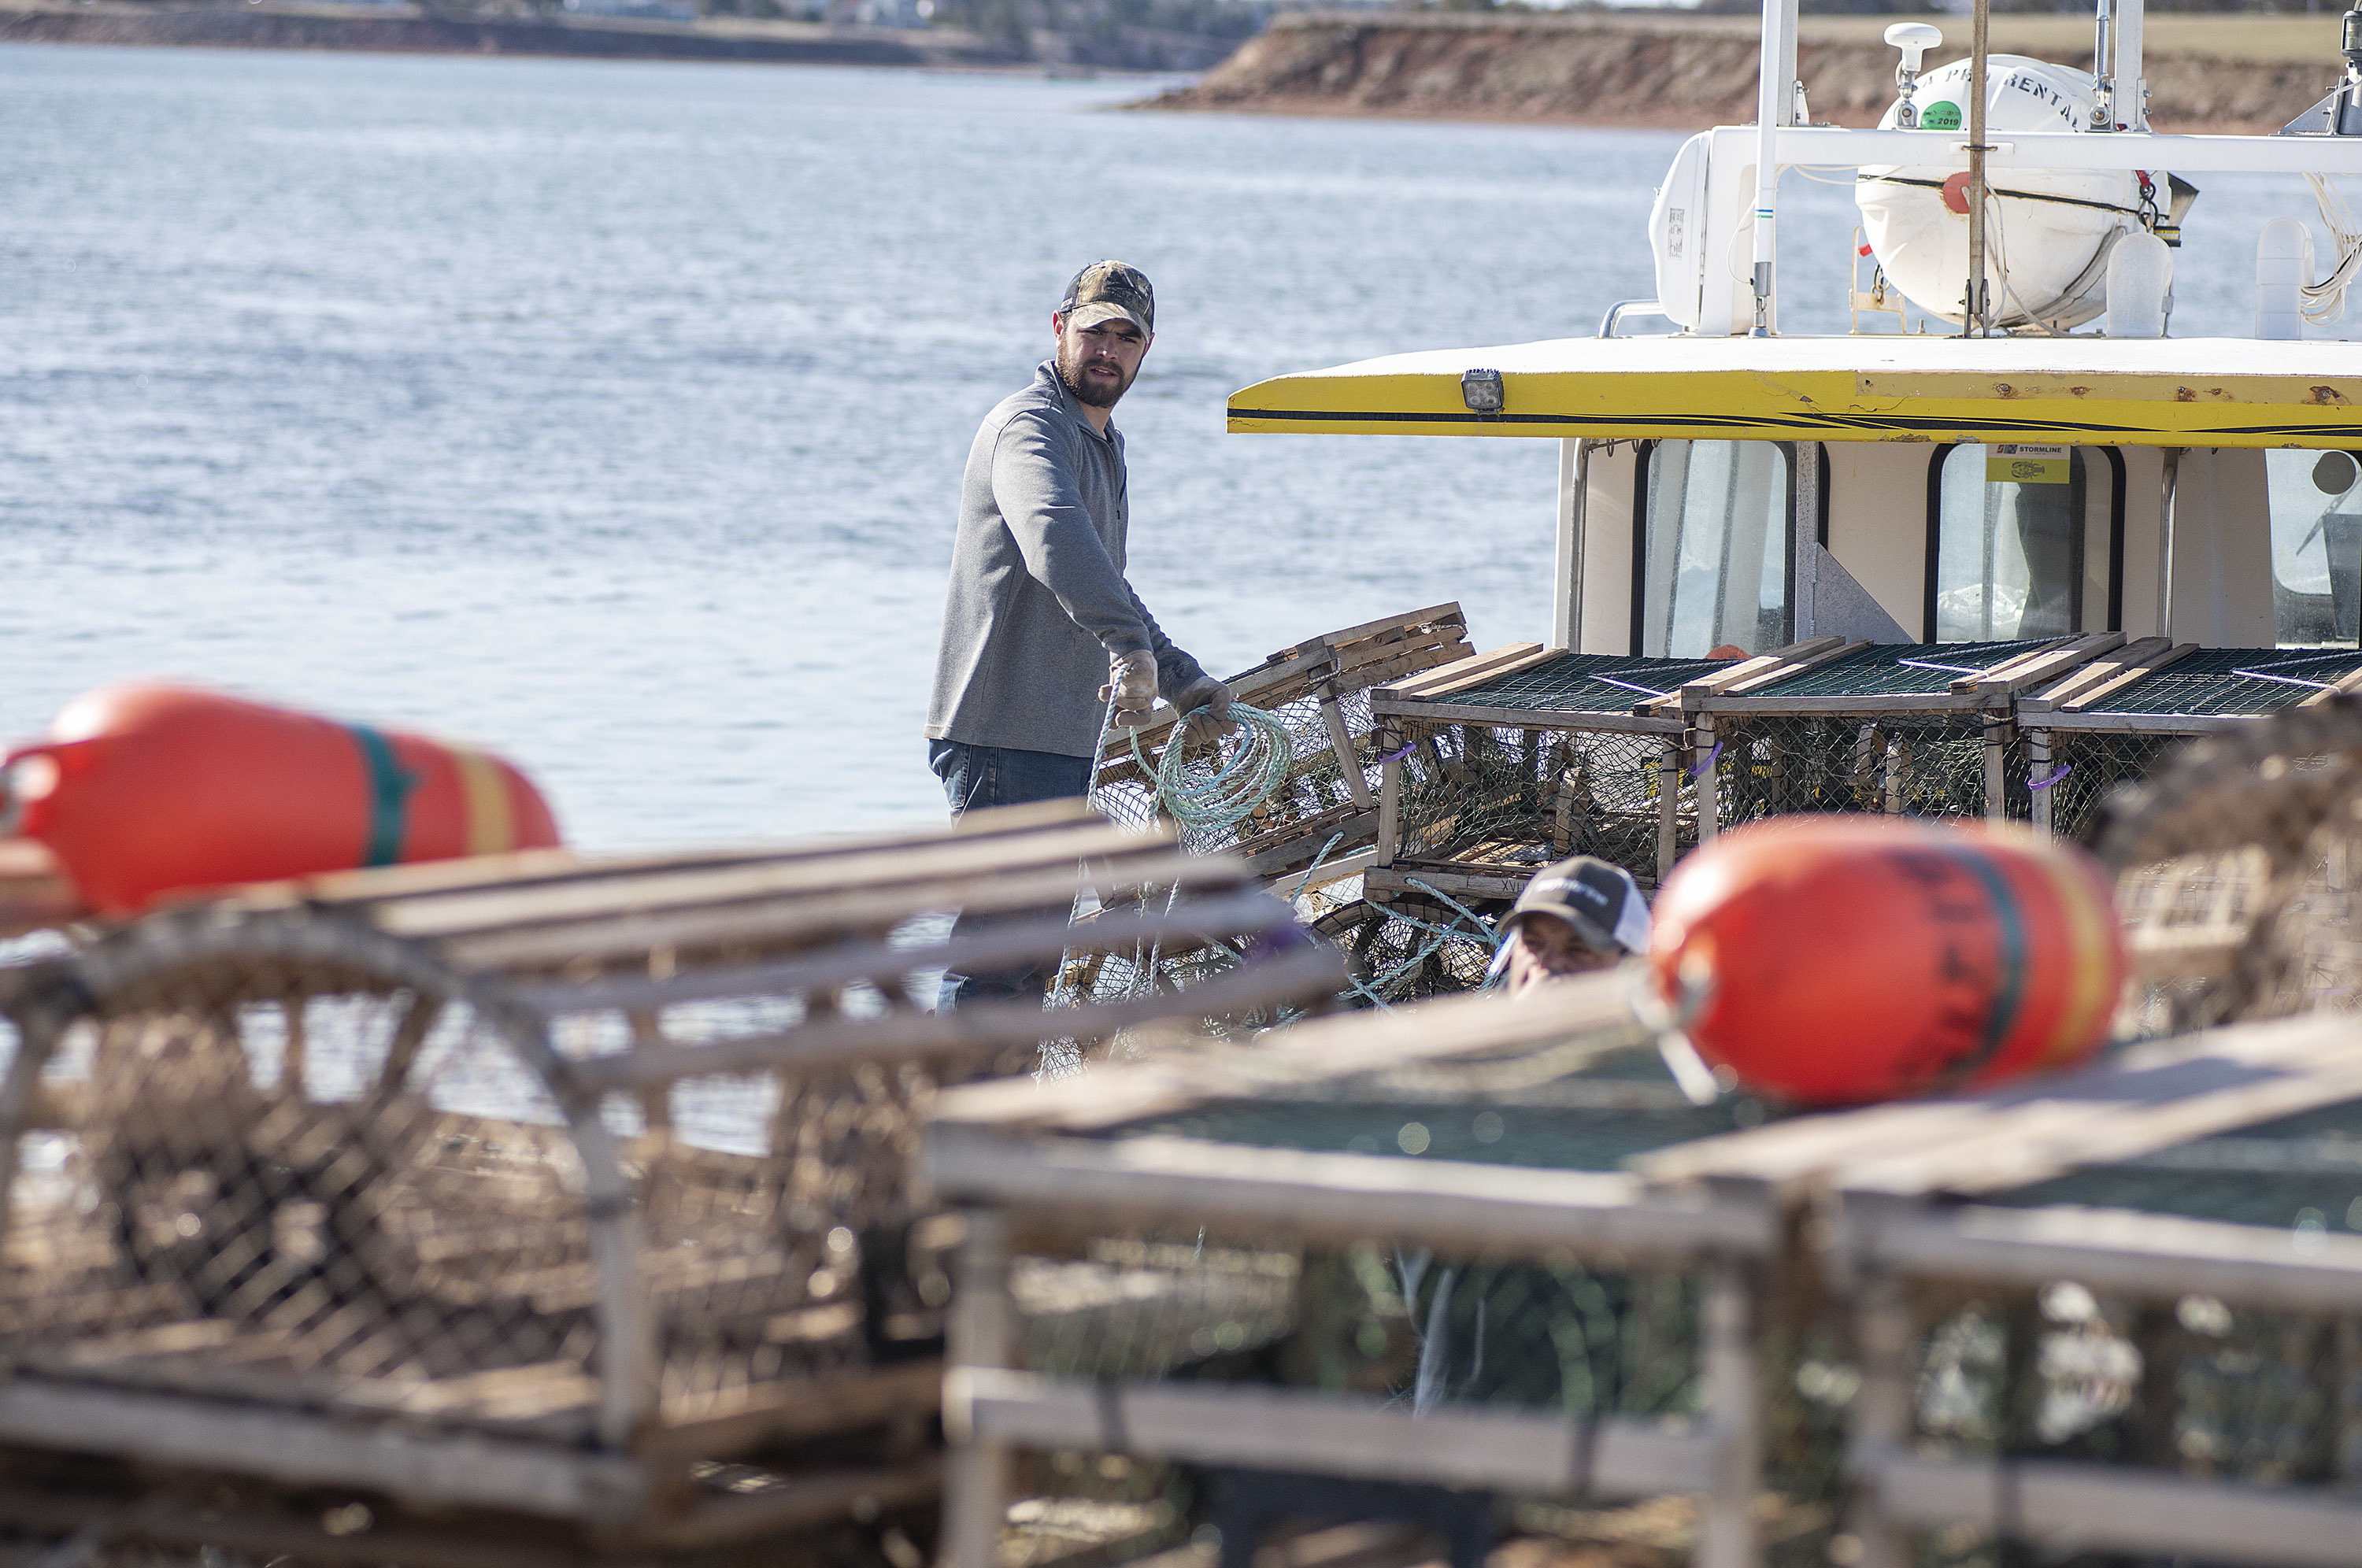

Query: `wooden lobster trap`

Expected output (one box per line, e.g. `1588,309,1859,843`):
1803,1009,2362,1568
2022,640,2362,845
927,975,1805,1568
2059,679,2362,1037
1089,605,1472,895
1363,643,1716,912
0,801,1340,1565
1679,634,2137,841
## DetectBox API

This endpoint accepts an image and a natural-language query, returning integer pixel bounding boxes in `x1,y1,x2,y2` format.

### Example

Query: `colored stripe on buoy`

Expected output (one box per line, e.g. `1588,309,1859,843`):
449,745,515,856
1947,845,2027,1076
346,725,418,868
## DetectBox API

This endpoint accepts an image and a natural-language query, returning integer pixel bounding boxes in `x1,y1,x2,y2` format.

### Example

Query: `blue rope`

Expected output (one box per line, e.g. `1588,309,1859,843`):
1343,878,1504,1010
1131,701,1295,834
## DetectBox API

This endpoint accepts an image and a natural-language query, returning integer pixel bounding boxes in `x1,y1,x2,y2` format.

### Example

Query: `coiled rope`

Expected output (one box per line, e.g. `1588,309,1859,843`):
1131,702,1294,833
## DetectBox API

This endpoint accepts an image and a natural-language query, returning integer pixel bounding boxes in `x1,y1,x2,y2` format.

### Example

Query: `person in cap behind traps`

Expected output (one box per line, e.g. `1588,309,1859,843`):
926,260,1235,1010
1488,856,1653,997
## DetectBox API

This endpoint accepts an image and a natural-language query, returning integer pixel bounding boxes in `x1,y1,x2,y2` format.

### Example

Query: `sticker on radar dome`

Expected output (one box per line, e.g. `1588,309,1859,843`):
1920,100,1962,130
1986,443,2071,486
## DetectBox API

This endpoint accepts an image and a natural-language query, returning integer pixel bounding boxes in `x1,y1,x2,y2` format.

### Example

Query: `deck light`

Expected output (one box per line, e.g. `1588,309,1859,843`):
1461,368,1504,414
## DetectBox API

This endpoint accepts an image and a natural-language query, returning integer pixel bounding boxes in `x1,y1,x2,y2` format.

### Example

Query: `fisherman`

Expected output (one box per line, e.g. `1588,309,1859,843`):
926,260,1234,1008
1488,855,1652,997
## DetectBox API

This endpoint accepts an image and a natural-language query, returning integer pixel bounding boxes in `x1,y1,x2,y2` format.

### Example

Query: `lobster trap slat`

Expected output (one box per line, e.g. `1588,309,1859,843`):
0,800,1342,1560
1683,638,2105,840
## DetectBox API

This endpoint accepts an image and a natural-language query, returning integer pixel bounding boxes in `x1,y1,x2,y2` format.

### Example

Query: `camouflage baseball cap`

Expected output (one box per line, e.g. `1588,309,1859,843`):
1060,260,1154,336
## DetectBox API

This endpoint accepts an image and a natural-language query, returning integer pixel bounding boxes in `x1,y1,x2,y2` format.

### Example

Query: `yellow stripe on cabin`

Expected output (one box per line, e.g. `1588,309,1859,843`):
449,745,516,856
1227,336,2362,449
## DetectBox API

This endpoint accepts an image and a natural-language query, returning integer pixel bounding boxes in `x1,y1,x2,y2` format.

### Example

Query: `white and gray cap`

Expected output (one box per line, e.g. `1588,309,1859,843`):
1505,855,1652,956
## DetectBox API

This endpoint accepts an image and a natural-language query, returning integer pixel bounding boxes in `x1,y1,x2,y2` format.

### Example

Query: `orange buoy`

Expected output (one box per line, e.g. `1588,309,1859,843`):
2,683,561,915
1649,816,2124,1106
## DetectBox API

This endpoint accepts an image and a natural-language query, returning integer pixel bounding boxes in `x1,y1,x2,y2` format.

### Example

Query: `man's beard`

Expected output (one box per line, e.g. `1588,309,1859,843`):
1057,347,1135,409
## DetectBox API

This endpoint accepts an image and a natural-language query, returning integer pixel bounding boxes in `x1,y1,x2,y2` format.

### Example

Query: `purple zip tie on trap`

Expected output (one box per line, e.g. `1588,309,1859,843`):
1689,741,1723,778
2028,764,2072,791
1377,741,1415,765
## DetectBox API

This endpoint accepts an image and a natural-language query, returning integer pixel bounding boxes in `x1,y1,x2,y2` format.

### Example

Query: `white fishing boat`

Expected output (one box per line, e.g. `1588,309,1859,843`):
1229,0,2362,667
1085,0,2362,1004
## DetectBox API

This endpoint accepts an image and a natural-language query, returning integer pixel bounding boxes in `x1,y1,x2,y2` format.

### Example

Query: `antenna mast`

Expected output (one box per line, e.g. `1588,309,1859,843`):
1962,0,1992,335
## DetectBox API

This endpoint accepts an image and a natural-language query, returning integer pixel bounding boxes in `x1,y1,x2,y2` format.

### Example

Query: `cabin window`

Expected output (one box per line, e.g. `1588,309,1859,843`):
1635,440,1792,658
1929,444,2112,642
2266,449,2362,647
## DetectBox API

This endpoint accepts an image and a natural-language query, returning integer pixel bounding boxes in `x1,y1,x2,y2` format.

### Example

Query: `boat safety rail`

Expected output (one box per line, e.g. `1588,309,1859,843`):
1597,298,1675,338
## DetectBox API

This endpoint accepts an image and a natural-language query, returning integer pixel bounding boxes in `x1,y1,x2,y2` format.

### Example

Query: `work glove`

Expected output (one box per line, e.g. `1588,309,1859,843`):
1099,649,1161,731
1173,675,1237,746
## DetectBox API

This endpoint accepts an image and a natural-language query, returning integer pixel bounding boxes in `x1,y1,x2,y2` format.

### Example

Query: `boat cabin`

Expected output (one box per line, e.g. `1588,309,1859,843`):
1230,336,2362,659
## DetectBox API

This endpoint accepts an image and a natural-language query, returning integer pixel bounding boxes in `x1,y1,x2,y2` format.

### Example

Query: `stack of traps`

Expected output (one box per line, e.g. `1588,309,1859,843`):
932,961,2362,1568
0,799,1340,1562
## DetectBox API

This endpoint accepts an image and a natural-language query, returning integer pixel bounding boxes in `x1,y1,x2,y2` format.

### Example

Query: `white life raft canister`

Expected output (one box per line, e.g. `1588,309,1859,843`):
1857,56,2168,330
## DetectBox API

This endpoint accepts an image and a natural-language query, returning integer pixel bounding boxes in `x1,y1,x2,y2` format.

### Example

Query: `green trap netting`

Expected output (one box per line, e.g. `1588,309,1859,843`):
2083,647,2362,719
1709,712,2028,827
1993,1096,2362,1230
1394,723,1687,889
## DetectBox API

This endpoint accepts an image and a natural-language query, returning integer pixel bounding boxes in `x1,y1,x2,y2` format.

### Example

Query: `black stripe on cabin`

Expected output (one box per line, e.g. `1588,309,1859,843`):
1232,408,2362,442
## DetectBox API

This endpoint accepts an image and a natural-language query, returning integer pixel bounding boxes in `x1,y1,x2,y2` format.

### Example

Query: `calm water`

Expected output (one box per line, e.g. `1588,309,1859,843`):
0,44,2333,849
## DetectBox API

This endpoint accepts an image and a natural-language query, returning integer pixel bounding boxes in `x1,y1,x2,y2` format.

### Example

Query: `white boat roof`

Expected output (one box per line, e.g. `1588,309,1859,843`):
1227,334,2362,448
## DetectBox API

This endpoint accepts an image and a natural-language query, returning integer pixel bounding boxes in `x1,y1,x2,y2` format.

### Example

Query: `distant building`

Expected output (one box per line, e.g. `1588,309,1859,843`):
561,0,700,21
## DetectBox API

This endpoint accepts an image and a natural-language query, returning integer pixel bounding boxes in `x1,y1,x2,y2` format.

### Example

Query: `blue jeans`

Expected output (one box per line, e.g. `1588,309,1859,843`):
927,739,1095,1010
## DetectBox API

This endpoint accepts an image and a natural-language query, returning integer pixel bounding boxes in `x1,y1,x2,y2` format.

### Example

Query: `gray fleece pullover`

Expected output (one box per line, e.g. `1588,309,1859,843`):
926,361,1205,758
